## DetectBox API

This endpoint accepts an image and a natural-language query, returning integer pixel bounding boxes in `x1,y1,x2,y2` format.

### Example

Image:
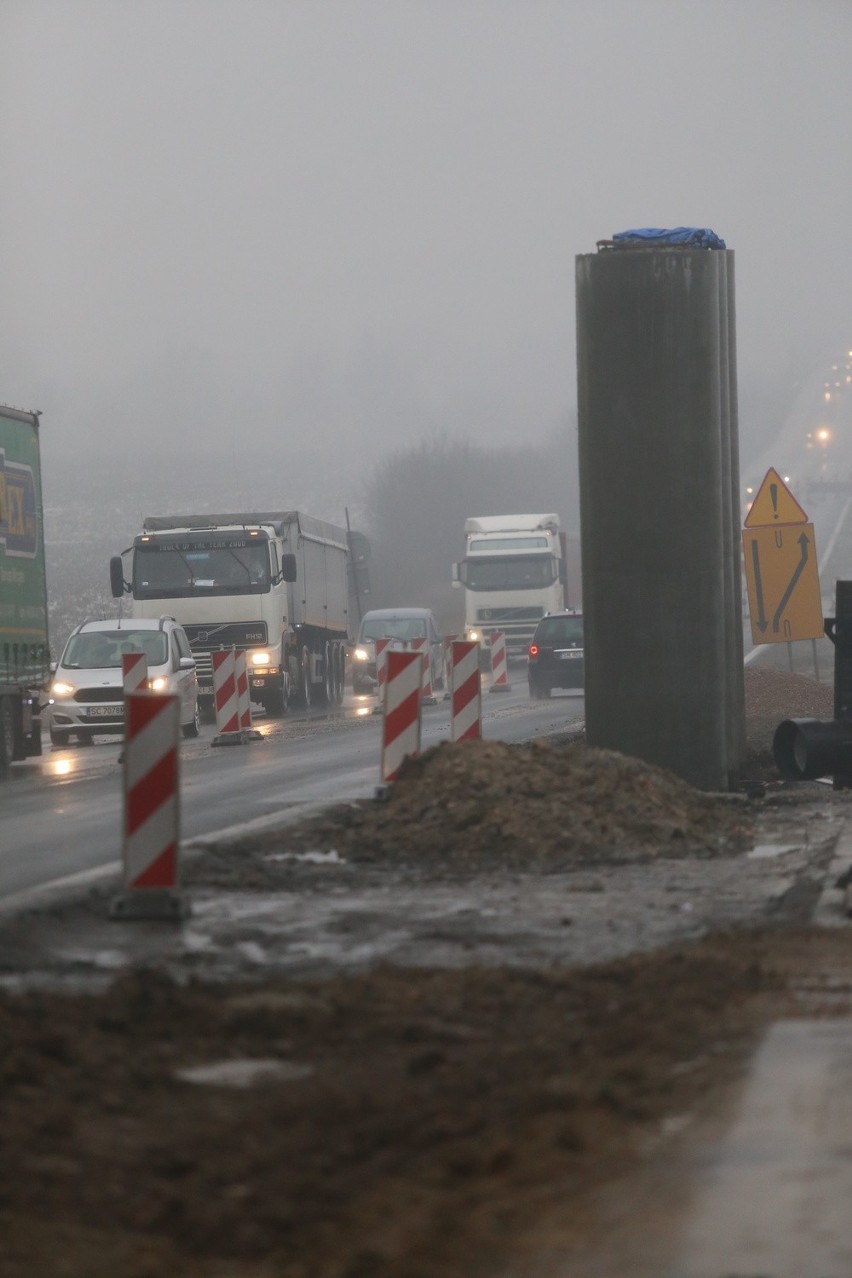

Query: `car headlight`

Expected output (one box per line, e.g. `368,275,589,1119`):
148,676,168,692
251,651,271,666
468,630,480,642
353,647,369,661
51,680,75,698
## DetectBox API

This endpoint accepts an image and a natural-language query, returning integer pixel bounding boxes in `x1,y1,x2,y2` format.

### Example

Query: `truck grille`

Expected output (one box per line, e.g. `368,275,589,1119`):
181,623,269,692
475,607,544,624
475,608,544,654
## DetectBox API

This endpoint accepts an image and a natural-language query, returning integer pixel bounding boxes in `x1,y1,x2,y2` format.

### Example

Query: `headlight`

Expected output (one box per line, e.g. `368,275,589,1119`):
51,680,75,698
468,630,480,642
354,647,369,661
149,676,168,692
251,651,271,666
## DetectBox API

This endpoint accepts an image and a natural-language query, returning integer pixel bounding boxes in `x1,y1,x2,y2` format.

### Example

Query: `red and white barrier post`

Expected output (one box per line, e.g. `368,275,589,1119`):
110,690,189,920
234,649,262,741
375,638,392,695
442,634,458,700
122,650,149,697
380,649,422,784
489,629,512,693
116,650,150,762
372,638,395,715
406,637,437,706
211,648,242,745
451,640,482,742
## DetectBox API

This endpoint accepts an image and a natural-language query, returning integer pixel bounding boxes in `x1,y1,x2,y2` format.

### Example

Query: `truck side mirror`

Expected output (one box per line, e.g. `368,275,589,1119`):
453,561,468,586
280,552,297,583
109,555,126,598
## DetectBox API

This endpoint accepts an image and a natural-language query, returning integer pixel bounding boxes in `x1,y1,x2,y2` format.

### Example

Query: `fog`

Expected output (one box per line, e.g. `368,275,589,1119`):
4,0,852,527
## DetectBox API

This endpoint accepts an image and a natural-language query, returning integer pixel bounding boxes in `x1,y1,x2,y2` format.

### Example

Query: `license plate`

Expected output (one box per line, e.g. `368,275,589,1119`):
86,704,124,718
558,651,582,660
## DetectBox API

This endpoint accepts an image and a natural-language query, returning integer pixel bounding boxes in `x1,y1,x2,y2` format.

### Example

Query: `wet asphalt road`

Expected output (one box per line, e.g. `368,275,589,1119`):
1,681,584,908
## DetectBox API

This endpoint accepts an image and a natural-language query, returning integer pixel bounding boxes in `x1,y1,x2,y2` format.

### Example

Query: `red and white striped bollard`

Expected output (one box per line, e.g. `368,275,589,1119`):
122,650,148,697
489,630,511,692
406,637,437,705
372,638,395,715
380,649,422,783
234,649,262,740
211,648,242,745
451,640,482,741
110,690,189,920
442,634,458,700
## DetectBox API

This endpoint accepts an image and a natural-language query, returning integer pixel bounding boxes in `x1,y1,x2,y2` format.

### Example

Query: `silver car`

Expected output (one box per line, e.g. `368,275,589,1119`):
46,616,200,746
351,607,446,694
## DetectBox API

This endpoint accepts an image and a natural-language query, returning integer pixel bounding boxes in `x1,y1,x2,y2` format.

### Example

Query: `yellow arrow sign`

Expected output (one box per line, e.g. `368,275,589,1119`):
742,524,824,643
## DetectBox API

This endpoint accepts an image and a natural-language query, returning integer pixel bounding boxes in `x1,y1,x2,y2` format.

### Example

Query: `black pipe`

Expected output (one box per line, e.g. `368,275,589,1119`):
772,717,852,782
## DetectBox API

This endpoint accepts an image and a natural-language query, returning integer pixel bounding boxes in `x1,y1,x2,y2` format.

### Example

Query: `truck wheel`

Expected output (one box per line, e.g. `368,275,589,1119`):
301,646,312,708
0,697,15,776
262,680,288,718
322,642,334,705
335,643,345,703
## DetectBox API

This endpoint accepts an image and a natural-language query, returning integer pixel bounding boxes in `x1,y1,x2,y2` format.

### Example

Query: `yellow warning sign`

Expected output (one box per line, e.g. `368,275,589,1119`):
744,467,809,528
742,524,823,643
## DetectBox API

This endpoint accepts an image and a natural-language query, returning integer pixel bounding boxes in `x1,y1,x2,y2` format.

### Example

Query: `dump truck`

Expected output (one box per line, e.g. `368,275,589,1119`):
111,511,350,716
0,405,49,774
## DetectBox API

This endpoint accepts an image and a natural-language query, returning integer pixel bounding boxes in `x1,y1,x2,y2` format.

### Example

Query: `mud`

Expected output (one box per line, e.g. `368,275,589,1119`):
1,664,849,1277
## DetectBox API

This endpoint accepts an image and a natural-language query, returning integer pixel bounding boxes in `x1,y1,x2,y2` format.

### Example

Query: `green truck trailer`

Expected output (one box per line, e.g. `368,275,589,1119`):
0,405,49,774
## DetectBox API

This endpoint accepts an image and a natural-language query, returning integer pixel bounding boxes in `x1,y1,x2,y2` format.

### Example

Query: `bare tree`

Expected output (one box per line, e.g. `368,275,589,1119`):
361,425,577,631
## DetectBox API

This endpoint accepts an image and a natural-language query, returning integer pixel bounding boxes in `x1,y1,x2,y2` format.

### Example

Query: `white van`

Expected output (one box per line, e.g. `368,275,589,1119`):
46,616,199,746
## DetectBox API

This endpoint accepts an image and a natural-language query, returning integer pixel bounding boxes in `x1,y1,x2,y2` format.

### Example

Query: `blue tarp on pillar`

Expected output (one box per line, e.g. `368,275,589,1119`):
611,227,727,250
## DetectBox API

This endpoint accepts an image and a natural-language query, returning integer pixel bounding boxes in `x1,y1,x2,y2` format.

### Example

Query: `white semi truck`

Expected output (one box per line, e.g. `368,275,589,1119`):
453,513,575,661
111,511,350,716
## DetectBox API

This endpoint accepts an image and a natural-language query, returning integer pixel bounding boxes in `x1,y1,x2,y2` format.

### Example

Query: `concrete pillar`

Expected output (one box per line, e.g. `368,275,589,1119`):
721,253,747,775
575,244,743,790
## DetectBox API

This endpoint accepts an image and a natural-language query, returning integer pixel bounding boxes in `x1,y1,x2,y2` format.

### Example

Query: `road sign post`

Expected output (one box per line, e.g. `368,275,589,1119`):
742,469,823,645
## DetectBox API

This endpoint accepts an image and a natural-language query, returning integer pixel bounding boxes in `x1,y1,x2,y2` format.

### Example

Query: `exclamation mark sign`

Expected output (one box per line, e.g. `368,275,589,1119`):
770,483,779,519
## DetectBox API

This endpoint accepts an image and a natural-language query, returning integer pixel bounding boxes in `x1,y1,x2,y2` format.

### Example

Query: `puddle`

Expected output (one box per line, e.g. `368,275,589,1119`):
263,849,344,864
747,842,801,860
175,1058,314,1088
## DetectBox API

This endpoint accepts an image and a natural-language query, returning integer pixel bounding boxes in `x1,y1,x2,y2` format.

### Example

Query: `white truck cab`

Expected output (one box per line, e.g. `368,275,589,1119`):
453,514,569,661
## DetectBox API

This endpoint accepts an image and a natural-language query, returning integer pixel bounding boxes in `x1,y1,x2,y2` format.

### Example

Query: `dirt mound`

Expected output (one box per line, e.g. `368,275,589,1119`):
191,737,753,888
350,738,751,867
189,666,833,885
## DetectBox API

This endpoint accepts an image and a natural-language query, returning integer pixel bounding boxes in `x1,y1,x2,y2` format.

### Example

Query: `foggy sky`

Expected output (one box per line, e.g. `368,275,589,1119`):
4,0,852,511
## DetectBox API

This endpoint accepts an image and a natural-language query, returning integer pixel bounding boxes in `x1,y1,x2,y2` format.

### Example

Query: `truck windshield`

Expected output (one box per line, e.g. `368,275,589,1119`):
133,539,271,599
464,555,558,591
